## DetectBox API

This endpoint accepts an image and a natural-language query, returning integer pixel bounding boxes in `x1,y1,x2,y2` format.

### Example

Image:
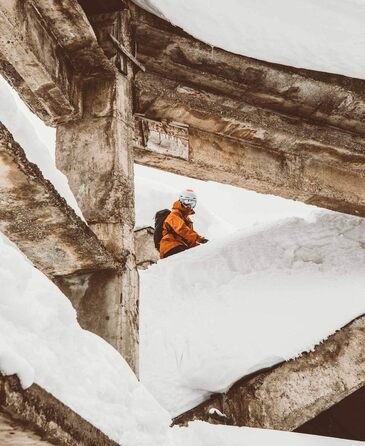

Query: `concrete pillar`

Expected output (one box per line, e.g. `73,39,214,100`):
56,11,139,374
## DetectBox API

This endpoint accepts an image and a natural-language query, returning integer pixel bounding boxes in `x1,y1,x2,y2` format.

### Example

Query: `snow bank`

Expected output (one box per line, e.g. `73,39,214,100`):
171,422,364,446
140,211,365,416
0,234,171,446
134,0,365,80
0,76,83,218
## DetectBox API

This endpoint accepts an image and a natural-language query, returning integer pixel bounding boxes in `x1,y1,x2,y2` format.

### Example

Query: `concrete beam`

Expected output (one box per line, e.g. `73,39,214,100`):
130,5,365,216
173,316,365,431
0,0,113,125
134,227,159,269
0,121,118,279
132,6,365,136
0,374,118,446
134,73,365,217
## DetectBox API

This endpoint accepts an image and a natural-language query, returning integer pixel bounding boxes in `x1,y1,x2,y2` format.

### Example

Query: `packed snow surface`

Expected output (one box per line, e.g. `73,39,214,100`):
140,211,365,415
134,0,365,80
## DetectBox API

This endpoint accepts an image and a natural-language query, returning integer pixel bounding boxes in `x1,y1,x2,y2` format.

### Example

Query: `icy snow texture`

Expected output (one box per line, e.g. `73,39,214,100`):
0,76,83,218
140,211,365,416
0,234,172,446
134,0,365,80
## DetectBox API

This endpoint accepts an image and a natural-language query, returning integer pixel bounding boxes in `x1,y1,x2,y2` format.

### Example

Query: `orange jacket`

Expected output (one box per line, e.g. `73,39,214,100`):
160,200,203,259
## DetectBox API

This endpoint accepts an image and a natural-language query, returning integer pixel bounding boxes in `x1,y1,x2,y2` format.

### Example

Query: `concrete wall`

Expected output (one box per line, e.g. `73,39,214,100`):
135,227,159,269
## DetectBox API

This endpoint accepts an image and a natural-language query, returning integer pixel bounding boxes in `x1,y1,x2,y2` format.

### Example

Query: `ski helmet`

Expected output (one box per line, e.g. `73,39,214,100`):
179,189,197,209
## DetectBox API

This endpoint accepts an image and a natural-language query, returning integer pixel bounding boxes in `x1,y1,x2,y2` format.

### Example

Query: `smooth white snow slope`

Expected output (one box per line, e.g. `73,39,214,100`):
134,0,365,80
140,210,365,416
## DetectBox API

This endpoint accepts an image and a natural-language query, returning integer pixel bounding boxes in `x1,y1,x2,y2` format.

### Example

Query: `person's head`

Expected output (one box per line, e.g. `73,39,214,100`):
179,189,197,210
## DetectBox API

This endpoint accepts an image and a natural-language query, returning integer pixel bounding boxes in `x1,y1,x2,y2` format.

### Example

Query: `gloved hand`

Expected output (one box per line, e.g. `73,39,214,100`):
199,237,209,244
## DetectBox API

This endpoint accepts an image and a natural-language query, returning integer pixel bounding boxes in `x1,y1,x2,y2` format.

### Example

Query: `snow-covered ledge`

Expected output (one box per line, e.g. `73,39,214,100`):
0,374,119,446
174,315,365,431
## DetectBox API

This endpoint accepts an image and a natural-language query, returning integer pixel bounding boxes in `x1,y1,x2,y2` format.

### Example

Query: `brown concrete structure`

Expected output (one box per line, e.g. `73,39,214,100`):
0,121,118,279
132,6,365,218
134,226,159,269
56,11,139,374
0,374,118,446
0,0,113,126
173,315,365,433
0,1,139,375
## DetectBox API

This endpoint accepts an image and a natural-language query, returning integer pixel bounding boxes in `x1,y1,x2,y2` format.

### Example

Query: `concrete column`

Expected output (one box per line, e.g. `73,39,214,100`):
56,11,139,374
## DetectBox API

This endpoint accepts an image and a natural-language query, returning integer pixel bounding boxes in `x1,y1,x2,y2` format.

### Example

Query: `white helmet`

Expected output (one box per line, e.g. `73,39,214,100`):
179,189,197,209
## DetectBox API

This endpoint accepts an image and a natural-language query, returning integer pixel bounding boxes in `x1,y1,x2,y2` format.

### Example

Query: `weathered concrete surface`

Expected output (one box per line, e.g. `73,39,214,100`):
134,227,159,269
0,374,119,446
78,0,125,15
56,11,139,374
173,316,365,432
54,270,125,349
0,0,113,125
0,121,118,279
132,6,365,218
0,411,59,446
132,7,365,136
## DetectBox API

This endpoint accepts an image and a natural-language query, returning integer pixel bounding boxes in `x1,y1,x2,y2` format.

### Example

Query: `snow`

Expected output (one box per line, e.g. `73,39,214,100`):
0,233,172,446
135,164,314,237
134,0,365,80
171,422,364,446
140,210,365,416
0,76,83,218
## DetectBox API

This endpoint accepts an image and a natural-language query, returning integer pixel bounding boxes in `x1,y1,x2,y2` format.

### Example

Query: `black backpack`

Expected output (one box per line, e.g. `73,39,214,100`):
154,209,171,250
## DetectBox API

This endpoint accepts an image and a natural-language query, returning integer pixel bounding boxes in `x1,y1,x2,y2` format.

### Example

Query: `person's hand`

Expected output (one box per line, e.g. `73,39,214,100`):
199,237,209,244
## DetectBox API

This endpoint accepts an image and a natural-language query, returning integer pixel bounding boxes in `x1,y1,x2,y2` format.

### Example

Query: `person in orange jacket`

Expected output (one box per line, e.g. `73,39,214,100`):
160,189,208,259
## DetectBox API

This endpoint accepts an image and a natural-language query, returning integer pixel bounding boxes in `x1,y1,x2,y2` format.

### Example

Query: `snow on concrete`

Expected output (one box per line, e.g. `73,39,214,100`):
133,0,365,80
0,234,172,446
0,76,83,218
171,421,364,446
140,210,365,416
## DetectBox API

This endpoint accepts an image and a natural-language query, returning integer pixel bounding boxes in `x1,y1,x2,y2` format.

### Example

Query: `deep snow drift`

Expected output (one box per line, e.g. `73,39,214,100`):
140,210,365,416
134,0,365,80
